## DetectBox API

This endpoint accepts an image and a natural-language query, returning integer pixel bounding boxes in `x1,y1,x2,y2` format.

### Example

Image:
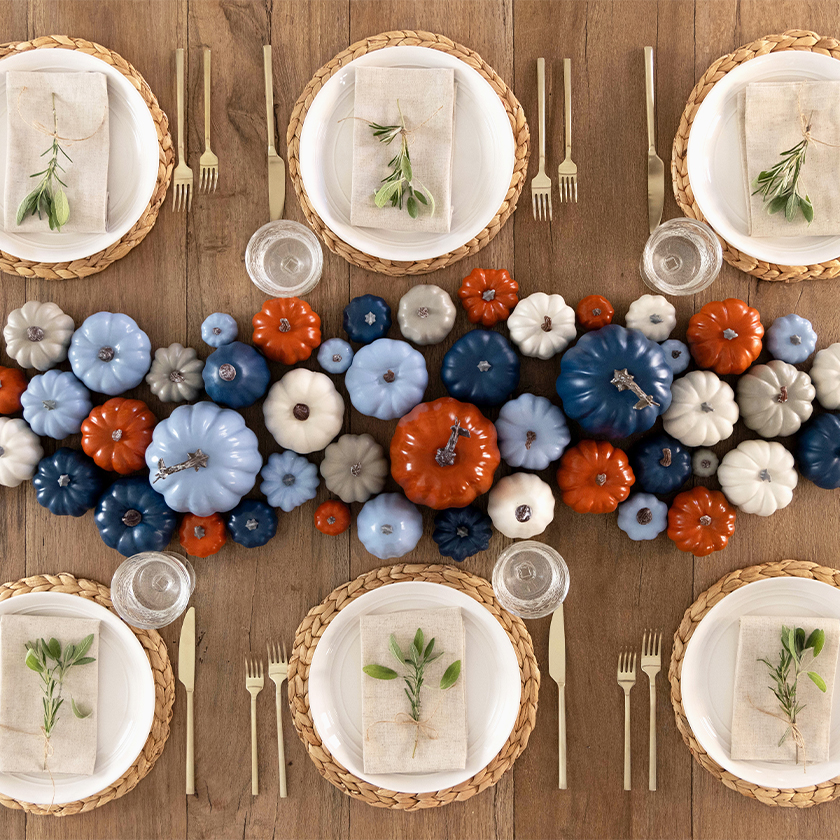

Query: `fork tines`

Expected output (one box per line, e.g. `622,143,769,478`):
642,630,662,659
532,188,553,222
172,181,192,212
246,656,264,680
267,641,288,665
200,164,218,194
618,649,637,677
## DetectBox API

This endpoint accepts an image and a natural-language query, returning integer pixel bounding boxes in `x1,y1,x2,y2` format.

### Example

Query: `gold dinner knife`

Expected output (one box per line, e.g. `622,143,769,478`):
263,44,285,221
549,603,567,789
644,46,664,233
178,606,196,795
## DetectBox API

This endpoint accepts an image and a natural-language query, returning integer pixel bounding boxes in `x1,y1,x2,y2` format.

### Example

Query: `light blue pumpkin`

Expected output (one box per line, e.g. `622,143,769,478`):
318,338,354,374
766,314,817,364
617,493,668,541
495,394,570,470
201,313,239,347
660,339,690,374
357,493,423,560
261,451,319,512
345,339,428,420
69,312,151,395
145,401,262,516
21,370,91,439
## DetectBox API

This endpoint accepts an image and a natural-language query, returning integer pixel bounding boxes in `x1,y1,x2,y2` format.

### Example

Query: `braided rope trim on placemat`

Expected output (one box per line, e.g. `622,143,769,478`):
669,559,840,808
286,30,530,277
0,573,174,816
287,563,539,810
672,29,840,283
0,36,173,280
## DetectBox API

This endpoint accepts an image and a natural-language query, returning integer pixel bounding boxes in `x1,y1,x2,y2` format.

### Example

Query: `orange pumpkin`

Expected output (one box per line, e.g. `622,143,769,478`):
576,295,614,330
252,297,321,364
0,366,27,414
314,500,351,535
687,298,763,375
457,268,519,326
81,398,157,475
179,512,227,557
390,397,500,510
667,487,736,557
556,440,635,514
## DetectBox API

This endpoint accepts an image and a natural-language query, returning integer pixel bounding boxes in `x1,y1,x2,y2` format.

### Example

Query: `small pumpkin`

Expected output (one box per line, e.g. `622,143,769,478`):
33,448,103,517
320,433,388,503
314,500,351,536
0,418,43,487
667,487,736,556
660,339,690,374
617,493,669,541
146,343,205,403
663,371,739,447
432,506,493,561
809,343,840,410
21,370,92,439
260,451,319,512
687,298,763,375
487,472,556,538
556,440,635,514
4,300,74,371
226,499,278,548
357,493,423,559
179,513,227,557
397,285,456,346
736,360,814,438
0,367,27,414
81,398,157,475
629,434,692,495
252,297,321,364
625,294,676,342
458,268,519,326
718,440,797,517
797,414,840,489
692,448,720,478
441,330,520,406
343,295,391,344
495,393,570,470
201,312,238,348
317,338,354,374
507,293,577,359
576,295,614,330
766,314,817,364
203,341,271,409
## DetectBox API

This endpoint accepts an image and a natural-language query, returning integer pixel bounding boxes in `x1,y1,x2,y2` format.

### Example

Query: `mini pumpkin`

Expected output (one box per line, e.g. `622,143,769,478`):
226,499,277,548
320,433,388,503
576,295,614,330
0,418,43,487
397,285,456,345
687,298,763,375
201,312,238,348
317,338,354,374
343,295,391,344
556,440,635,514
179,513,227,557
457,268,519,326
663,371,739,447
81,398,157,474
798,414,840,489
495,393,570,470
617,493,669,541
766,314,817,364
625,294,676,342
629,434,692,495
487,472,555,538
736,360,814,438
718,440,797,517
441,330,520,406
432,506,493,561
507,293,577,359
357,493,423,559
0,367,27,414
810,343,840,409
660,339,690,374
252,297,321,364
33,448,103,517
146,343,205,403
314,500,351,536
693,448,720,478
4,300,74,371
667,487,736,556
21,370,92,439
202,341,270,409
260,451,319,512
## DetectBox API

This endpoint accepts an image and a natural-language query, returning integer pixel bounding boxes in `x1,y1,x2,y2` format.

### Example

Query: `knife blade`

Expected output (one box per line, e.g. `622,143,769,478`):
178,606,196,795
645,46,664,234
548,603,567,789
263,45,285,221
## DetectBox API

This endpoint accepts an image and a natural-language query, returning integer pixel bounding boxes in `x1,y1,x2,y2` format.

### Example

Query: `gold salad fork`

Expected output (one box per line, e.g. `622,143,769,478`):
267,642,289,798
557,58,578,202
172,48,193,211
199,48,218,193
641,630,662,791
617,649,637,791
245,657,264,795
531,57,552,221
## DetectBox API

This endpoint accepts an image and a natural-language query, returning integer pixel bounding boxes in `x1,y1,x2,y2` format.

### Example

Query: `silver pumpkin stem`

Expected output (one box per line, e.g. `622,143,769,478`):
610,368,660,410
153,449,209,483
435,420,471,467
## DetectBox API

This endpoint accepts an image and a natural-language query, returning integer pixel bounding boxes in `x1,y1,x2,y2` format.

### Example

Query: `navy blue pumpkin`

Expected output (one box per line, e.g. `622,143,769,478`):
33,447,104,517
432,506,493,562
630,434,692,495
226,499,278,548
797,413,840,489
202,341,270,409
343,295,391,344
441,330,520,406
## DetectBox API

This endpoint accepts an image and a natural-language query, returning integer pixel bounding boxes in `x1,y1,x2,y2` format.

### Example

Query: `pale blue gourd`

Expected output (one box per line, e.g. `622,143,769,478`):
766,314,817,364
617,493,668,541
201,313,239,347
21,370,92,439
660,339,690,374
357,493,423,560
318,338,354,374
495,393,570,470
261,451,319,512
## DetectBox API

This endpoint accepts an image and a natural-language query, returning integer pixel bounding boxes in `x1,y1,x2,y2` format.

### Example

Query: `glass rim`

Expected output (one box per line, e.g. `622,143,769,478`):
245,219,323,297
492,540,570,619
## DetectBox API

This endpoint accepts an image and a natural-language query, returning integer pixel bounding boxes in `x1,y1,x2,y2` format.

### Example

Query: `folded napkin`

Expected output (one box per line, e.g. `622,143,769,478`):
5,70,109,233
0,614,100,775
730,615,840,764
361,607,466,775
739,81,840,237
350,66,455,234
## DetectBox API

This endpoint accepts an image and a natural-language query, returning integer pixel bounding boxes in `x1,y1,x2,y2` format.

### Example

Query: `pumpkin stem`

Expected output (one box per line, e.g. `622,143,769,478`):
778,385,788,403
723,328,738,340
42,400,57,411
515,505,532,523
525,430,537,450
194,526,206,539
26,326,44,342
610,368,660,410
246,518,259,531
169,370,185,383
541,316,552,332
416,307,430,319
152,449,209,483
456,525,469,538
659,448,672,467
57,474,71,488
218,364,237,382
383,370,396,383
98,346,115,362
595,473,607,486
111,429,123,442
278,318,291,333
481,289,496,302
636,507,653,525
293,403,310,421
435,420,471,467
790,334,802,345
122,509,142,527
699,515,712,526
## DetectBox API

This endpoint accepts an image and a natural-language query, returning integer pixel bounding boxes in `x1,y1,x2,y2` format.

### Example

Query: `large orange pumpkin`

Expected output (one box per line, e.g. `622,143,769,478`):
687,298,763,375
81,398,157,475
0,366,27,414
179,512,227,557
457,268,519,326
252,297,321,364
390,397,500,510
667,487,736,557
556,440,635,514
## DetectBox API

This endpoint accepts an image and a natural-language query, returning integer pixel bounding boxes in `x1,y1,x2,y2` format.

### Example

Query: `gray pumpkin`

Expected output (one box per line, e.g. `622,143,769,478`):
146,343,205,403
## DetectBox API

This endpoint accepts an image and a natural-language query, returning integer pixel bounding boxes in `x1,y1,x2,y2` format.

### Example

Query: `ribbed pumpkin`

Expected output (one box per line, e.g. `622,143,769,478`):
687,298,763,375
314,500,351,535
179,512,227,557
457,268,519,326
667,487,736,556
252,297,321,364
556,440,635,514
575,294,614,330
81,398,157,475
0,367,27,414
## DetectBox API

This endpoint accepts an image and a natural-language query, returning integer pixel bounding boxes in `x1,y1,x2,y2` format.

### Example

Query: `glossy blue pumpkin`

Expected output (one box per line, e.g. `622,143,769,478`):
797,413,840,489
261,451,319,512
660,339,690,374
432,506,493,562
630,433,692,495
343,295,391,344
495,393,570,470
226,499,278,548
33,447,103,517
317,338,354,374
21,370,92,439
766,314,818,364
357,493,422,560
95,476,178,556
201,313,239,348
617,493,668,541
556,325,672,438
202,341,270,409
441,330,520,406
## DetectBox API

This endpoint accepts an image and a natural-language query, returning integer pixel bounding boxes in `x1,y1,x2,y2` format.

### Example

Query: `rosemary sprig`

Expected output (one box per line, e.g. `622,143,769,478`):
751,137,814,224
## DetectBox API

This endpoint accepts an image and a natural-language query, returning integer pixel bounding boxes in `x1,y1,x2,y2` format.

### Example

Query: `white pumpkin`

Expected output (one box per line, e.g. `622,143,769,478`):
146,343,205,403
736,360,814,438
810,343,840,409
263,368,344,454
4,301,74,371
625,294,676,342
487,472,555,538
663,370,739,447
717,440,797,517
396,285,456,346
507,293,576,359
0,417,43,487
320,433,388,503
692,448,719,478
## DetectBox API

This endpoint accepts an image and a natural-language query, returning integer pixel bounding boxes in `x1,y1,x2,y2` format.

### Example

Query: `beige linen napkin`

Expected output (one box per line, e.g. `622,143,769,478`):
5,70,109,233
361,607,466,775
739,81,840,237
350,66,455,234
0,615,100,775
730,616,840,764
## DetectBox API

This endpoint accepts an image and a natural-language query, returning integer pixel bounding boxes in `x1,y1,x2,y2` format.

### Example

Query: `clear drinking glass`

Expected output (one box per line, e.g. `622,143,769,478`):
492,541,570,620
111,552,195,629
639,217,723,296
245,220,323,297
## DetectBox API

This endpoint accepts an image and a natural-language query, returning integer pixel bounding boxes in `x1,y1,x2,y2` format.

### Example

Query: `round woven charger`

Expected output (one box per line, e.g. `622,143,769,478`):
286,30,530,277
0,572,174,816
0,35,173,280
672,29,840,283
287,563,540,810
669,559,840,808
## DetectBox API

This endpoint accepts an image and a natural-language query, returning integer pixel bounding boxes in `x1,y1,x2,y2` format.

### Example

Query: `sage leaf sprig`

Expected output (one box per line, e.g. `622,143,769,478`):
751,137,814,224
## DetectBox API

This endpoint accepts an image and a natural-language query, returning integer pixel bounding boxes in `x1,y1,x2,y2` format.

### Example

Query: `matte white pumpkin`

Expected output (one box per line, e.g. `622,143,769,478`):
663,370,739,447
320,433,388,503
4,301,75,371
717,439,797,517
507,293,576,359
146,343,205,403
810,343,840,409
624,294,676,342
396,285,456,346
736,360,814,438
487,472,555,538
0,417,43,487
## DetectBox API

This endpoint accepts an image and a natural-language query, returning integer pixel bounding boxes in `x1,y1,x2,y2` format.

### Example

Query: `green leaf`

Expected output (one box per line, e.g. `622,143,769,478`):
401,154,413,184
768,194,788,215
53,189,69,227
808,628,826,657
414,190,428,205
71,698,91,719
808,671,827,692
440,660,462,691
406,195,418,218
374,179,402,208
423,638,436,661
389,634,405,668
779,725,792,747
25,651,43,672
785,193,799,222
362,664,398,681
795,628,806,655
413,628,424,656
16,188,40,224
801,196,815,224
74,657,96,666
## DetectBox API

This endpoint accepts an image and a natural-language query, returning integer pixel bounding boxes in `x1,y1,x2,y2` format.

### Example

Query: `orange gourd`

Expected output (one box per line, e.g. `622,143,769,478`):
390,397,500,510
81,398,157,475
314,500,351,535
0,367,27,414
457,268,519,326
556,440,635,514
667,487,736,557
179,512,227,557
687,298,763,375
576,295,614,330
252,297,321,364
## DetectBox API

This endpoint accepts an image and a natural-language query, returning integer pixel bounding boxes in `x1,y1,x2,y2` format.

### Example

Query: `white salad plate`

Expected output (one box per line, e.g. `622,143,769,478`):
308,581,521,794
298,45,515,262
0,592,156,805
0,48,159,263
681,577,840,789
686,50,840,265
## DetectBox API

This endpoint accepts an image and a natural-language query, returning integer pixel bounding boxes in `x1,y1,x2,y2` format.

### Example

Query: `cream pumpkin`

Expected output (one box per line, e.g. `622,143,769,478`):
663,371,739,447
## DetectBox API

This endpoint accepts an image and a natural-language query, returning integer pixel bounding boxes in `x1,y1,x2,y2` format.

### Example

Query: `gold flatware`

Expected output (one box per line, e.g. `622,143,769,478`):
178,607,196,795
199,47,218,193
268,642,289,798
531,57,552,222
641,630,662,791
172,48,193,211
263,45,285,221
645,46,664,233
557,58,577,203
548,604,567,789
617,649,636,791
245,656,265,796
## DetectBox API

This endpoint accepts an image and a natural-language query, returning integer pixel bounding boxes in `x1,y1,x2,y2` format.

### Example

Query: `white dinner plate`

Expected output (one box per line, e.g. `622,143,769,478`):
686,51,840,265
681,577,840,788
308,581,521,794
298,45,516,262
0,48,159,262
0,592,156,805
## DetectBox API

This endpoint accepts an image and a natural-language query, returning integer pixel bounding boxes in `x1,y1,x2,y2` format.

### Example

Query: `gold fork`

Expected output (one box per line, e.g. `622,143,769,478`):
617,649,637,791
557,58,578,202
267,642,288,798
641,630,662,792
245,657,264,795
199,48,218,193
530,57,552,222
172,48,193,211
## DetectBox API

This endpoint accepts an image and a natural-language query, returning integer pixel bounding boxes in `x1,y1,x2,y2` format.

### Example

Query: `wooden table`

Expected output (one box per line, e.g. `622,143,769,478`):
2,1,840,837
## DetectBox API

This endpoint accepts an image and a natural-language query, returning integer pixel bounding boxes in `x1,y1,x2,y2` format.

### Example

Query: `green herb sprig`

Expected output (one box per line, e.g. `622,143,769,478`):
752,137,814,225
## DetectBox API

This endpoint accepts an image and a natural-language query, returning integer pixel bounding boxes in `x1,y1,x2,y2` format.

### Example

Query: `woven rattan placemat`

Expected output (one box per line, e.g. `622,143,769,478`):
286,30,529,277
669,559,840,807
287,563,539,809
0,572,174,816
672,30,840,283
0,35,173,280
